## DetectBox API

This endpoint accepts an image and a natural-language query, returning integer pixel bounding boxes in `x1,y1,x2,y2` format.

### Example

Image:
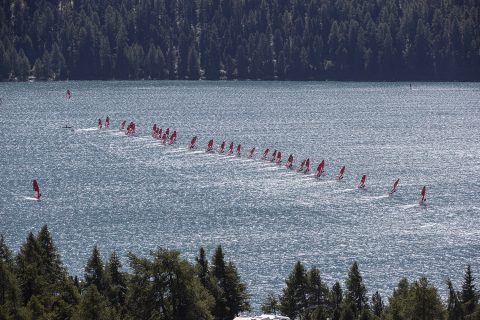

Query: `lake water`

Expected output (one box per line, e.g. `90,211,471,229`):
1,81,479,310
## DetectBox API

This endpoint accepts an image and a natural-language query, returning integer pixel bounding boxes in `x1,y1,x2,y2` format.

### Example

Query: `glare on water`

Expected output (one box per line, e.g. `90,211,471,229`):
0,81,479,310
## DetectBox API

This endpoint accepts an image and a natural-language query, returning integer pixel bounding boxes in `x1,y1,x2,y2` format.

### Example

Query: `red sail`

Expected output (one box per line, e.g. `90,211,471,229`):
276,151,282,163
337,166,346,180
390,178,400,195
315,160,325,177
227,142,234,154
189,136,197,149
236,144,242,156
262,148,269,159
271,150,277,162
169,131,177,144
248,147,255,158
420,186,427,204
66,89,72,99
219,141,226,153
303,158,310,174
105,116,110,128
298,159,306,171
358,175,367,188
32,180,41,200
207,139,214,151
286,154,294,168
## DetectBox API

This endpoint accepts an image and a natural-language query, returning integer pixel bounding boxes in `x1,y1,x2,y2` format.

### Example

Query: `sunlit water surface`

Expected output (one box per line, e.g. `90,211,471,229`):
1,81,479,311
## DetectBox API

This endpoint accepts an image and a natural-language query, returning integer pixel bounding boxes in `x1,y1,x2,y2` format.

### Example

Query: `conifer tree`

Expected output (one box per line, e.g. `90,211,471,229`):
84,245,105,292
79,285,110,320
196,247,209,288
279,261,308,319
261,292,279,315
371,291,383,317
447,279,463,320
461,265,478,316
345,261,368,316
0,235,13,265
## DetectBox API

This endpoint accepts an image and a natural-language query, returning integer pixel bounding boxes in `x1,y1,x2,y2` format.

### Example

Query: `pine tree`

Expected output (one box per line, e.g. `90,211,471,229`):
371,291,383,316
0,235,12,265
79,285,110,320
188,46,200,80
261,292,279,315
15,232,45,303
279,261,308,319
106,251,126,307
306,267,329,316
345,261,368,316
462,265,478,316
447,279,463,320
196,247,209,288
37,225,66,285
84,245,105,292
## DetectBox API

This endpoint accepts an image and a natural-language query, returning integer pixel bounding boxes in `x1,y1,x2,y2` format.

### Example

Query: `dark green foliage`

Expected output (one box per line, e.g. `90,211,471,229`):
462,265,478,316
210,245,250,320
126,248,213,320
261,292,279,315
345,261,368,316
84,245,105,292
279,261,308,319
383,277,445,319
79,285,110,320
1,0,478,81
0,235,13,265
447,279,463,320
371,291,384,317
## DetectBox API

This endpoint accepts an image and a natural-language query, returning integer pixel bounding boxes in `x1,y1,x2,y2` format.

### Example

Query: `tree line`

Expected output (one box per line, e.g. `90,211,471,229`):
261,260,480,319
0,225,249,319
0,0,479,82
1,226,479,319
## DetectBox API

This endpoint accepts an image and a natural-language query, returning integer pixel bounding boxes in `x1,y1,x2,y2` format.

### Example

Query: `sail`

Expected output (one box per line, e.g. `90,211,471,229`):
157,128,163,139
98,118,102,129
120,120,126,130
32,180,41,200
276,151,282,164
161,133,167,143
189,136,197,149
303,158,310,174
105,116,110,128
207,139,214,151
420,186,427,205
390,178,400,195
298,159,306,171
358,175,367,188
337,166,346,180
236,144,242,156
262,148,269,159
219,141,226,153
168,131,177,144
286,154,294,168
152,124,157,137
66,89,72,99
248,147,256,158
271,150,277,162
227,142,234,155
315,160,325,177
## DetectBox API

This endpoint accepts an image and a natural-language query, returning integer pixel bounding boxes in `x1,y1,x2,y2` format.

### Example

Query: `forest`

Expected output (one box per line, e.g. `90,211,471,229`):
1,225,479,319
0,0,479,82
